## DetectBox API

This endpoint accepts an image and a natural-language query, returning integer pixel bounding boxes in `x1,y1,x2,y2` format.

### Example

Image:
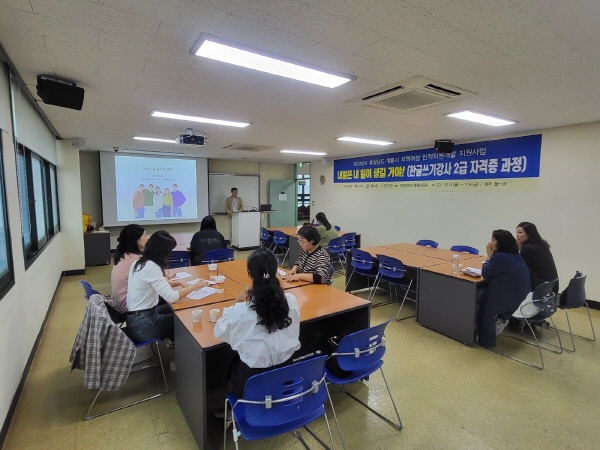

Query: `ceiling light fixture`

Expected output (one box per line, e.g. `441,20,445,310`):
151,110,251,128
446,110,517,126
336,136,395,146
133,136,176,144
280,150,328,156
122,149,185,157
190,34,354,88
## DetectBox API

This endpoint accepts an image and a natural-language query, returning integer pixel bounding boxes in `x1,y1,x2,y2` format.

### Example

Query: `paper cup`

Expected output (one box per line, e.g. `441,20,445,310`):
192,309,203,323
209,309,220,322
208,264,218,280
215,275,225,293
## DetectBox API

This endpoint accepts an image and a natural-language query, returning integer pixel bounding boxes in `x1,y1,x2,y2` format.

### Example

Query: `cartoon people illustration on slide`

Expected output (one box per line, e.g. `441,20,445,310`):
171,183,186,217
154,186,163,218
144,183,154,217
133,184,145,218
163,187,173,217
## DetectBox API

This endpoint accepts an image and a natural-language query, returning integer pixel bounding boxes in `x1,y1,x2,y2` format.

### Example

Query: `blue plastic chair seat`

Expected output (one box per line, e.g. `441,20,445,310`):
325,359,383,385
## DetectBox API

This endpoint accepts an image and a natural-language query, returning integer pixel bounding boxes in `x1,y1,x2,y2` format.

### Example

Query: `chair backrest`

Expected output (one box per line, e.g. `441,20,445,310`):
260,227,271,241
350,248,375,270
334,225,341,231
416,239,438,248
168,250,190,268
241,355,328,427
80,280,101,300
532,279,558,301
450,245,479,255
328,236,345,253
375,254,407,279
532,293,558,320
561,274,586,309
342,232,357,249
272,230,288,245
334,320,392,372
202,248,234,264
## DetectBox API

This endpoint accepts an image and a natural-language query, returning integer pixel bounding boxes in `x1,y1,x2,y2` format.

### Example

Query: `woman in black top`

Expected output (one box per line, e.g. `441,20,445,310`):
516,222,559,293
189,216,227,265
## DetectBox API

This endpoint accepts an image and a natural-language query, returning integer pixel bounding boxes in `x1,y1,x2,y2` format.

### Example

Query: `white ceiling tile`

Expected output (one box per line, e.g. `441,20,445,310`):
179,60,226,88
202,0,303,28
432,0,537,42
354,0,456,47
280,4,384,54
488,23,573,62
305,0,380,20
421,32,507,69
526,49,600,83
0,0,32,12
403,0,454,13
152,22,207,52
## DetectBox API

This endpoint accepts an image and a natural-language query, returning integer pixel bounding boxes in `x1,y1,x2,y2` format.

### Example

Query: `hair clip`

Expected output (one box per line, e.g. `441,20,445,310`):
263,273,270,279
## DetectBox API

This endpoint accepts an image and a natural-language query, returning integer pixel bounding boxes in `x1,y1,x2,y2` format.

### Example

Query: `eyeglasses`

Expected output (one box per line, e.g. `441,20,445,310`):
297,238,308,245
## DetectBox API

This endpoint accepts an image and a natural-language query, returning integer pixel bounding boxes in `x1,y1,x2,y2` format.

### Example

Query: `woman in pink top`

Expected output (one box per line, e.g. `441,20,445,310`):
110,224,148,313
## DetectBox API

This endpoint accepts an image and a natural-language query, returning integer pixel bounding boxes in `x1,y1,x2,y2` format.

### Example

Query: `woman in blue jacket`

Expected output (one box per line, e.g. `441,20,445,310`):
477,229,531,348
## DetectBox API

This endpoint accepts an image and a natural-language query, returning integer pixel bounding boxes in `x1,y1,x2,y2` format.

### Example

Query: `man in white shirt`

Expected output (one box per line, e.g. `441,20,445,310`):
225,188,244,244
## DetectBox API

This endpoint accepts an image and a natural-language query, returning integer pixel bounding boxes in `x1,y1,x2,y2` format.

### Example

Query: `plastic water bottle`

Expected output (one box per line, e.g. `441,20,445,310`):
452,254,460,275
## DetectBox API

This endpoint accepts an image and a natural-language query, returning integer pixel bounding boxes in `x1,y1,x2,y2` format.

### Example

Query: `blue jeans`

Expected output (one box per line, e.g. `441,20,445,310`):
173,206,182,217
125,304,174,342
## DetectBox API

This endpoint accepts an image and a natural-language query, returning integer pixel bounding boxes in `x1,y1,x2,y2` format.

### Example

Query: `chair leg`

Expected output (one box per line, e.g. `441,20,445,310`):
396,280,415,321
491,320,545,370
554,305,596,344
517,317,563,355
302,411,337,450
344,271,354,292
325,383,346,450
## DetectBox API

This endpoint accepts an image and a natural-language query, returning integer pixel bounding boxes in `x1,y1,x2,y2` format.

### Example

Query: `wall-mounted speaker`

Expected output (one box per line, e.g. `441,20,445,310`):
321,157,331,165
435,139,454,153
70,138,86,150
36,75,85,111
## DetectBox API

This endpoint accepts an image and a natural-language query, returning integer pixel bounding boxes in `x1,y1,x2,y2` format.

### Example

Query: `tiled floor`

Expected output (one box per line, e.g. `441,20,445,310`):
3,252,600,449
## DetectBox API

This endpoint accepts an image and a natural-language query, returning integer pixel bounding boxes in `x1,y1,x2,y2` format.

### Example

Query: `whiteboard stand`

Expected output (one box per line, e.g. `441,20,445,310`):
232,212,260,250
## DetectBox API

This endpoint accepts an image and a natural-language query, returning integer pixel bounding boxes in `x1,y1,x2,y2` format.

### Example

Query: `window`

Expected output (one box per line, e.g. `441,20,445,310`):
15,143,60,266
0,137,15,299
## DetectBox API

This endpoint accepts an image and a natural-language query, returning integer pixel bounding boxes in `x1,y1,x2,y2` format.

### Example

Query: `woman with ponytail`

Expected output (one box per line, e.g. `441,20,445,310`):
315,212,338,248
214,247,300,398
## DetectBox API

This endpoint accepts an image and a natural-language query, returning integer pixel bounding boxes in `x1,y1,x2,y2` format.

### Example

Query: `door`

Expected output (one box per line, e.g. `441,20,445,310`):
269,180,296,227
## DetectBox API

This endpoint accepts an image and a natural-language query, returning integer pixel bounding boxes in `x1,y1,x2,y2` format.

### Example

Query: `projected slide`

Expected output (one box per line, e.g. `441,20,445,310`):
115,156,197,222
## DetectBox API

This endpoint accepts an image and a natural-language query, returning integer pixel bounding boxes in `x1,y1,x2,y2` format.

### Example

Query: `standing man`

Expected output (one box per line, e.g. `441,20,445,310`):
225,187,244,243
172,183,186,217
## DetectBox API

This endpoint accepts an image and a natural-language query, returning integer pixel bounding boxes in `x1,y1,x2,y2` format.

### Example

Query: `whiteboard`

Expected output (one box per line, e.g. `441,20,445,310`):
209,174,260,214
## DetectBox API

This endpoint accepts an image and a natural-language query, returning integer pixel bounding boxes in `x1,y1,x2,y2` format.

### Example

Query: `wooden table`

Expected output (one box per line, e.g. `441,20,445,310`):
419,256,487,346
214,259,313,290
168,265,246,311
175,283,370,449
268,226,361,267
381,242,482,261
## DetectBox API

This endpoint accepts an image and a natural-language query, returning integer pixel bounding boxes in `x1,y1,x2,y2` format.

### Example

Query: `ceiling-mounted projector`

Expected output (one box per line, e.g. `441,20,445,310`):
175,128,207,146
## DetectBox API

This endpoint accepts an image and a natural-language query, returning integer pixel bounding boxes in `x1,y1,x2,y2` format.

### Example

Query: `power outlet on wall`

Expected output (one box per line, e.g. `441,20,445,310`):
311,201,314,206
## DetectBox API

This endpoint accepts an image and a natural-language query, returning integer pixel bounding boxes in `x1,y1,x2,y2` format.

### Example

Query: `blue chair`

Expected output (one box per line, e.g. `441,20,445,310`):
328,265,335,287
327,236,346,272
345,248,378,298
374,255,414,317
168,250,190,268
556,273,595,352
201,248,234,264
416,239,438,248
450,245,479,255
334,225,341,231
223,355,336,450
80,280,101,300
342,232,357,251
325,319,402,446
260,227,273,250
272,231,290,267
492,279,562,370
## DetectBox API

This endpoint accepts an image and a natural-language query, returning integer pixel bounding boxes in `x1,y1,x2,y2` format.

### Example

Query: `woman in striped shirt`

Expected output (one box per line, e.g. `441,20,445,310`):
285,225,332,285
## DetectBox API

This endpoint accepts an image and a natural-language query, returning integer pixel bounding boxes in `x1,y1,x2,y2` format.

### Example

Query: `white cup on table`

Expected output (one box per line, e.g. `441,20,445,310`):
192,309,203,323
215,275,225,293
209,308,220,322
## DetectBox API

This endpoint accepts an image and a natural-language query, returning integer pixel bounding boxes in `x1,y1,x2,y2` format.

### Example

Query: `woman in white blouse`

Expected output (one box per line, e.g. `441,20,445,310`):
214,247,300,398
126,230,207,343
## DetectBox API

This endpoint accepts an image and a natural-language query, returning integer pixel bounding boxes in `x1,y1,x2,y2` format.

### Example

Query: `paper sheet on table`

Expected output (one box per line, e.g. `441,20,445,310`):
173,272,193,279
188,278,215,285
186,286,218,300
278,269,287,276
462,267,482,277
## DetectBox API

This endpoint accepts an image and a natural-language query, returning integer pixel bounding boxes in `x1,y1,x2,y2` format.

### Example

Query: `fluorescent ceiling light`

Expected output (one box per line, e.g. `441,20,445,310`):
191,34,354,89
446,110,516,126
133,136,175,144
151,110,251,128
280,150,328,156
336,136,395,146
122,149,184,157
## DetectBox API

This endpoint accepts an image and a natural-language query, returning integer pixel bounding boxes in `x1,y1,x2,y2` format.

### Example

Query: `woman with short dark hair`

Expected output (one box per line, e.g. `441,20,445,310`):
214,247,300,398
189,215,227,265
126,230,207,343
111,224,148,313
477,229,531,348
315,212,338,248
285,225,331,285
516,222,559,293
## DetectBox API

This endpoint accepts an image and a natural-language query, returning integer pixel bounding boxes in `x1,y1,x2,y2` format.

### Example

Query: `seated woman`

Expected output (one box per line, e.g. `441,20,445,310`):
214,247,300,398
111,224,148,314
477,229,531,348
189,215,227,265
126,230,207,343
285,225,332,285
315,212,339,248
516,222,559,293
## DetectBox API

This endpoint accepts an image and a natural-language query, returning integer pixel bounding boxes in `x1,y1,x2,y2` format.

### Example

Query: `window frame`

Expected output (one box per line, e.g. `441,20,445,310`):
0,135,15,300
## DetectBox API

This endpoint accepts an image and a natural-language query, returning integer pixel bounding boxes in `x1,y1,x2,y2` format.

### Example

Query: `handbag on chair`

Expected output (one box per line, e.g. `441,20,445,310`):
324,335,352,377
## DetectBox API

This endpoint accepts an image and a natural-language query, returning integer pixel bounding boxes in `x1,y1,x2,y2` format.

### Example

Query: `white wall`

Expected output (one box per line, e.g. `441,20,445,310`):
311,123,600,300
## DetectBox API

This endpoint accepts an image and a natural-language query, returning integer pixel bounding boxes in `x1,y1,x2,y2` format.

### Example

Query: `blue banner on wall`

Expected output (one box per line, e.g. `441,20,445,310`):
334,135,541,183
